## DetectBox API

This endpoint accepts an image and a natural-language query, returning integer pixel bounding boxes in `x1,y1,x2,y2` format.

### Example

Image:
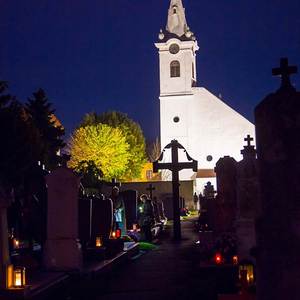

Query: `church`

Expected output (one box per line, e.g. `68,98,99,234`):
155,0,255,191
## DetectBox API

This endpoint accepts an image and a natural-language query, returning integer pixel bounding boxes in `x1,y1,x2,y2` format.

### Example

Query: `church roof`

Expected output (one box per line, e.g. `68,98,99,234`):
158,0,196,42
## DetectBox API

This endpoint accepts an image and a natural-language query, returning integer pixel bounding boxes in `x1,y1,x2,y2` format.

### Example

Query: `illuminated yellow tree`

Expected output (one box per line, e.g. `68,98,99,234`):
68,124,130,180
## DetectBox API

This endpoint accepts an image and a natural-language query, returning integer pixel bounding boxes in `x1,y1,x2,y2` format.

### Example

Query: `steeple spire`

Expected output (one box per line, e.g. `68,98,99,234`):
166,0,189,37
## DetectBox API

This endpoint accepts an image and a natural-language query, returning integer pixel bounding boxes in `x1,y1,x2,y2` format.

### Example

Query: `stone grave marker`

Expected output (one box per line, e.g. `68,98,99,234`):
215,156,237,233
255,58,300,300
44,167,82,270
121,190,138,230
236,135,259,262
91,197,113,243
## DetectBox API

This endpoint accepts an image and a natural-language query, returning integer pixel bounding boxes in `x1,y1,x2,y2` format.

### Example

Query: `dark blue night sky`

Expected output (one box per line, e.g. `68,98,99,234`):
1,0,299,141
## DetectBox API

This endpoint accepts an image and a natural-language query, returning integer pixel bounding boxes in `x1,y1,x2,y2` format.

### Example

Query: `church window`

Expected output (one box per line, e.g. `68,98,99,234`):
173,6,177,14
207,155,213,162
173,116,180,123
170,61,180,78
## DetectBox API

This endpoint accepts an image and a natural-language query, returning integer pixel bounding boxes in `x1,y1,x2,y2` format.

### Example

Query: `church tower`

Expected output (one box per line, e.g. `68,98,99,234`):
155,0,199,96
155,0,255,188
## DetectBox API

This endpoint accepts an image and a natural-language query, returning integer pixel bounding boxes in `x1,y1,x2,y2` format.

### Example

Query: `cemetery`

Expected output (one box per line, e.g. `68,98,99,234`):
0,0,299,299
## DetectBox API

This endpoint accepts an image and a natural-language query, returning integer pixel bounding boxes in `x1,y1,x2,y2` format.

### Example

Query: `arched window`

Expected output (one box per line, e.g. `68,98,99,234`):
173,5,177,14
170,61,180,78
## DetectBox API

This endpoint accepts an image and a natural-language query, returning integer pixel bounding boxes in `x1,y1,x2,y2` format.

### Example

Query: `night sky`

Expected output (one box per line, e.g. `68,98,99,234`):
1,0,299,142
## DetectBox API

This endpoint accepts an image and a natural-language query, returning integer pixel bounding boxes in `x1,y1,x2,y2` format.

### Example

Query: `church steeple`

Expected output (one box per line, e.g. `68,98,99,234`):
166,0,193,38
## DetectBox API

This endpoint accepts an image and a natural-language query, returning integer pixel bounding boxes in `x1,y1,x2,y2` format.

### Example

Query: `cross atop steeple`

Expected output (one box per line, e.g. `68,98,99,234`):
272,58,298,89
166,0,189,37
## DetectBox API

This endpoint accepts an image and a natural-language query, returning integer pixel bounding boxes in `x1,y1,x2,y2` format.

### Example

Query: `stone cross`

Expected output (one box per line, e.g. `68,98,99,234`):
146,184,155,200
153,140,197,240
244,134,254,147
272,57,298,89
107,178,121,190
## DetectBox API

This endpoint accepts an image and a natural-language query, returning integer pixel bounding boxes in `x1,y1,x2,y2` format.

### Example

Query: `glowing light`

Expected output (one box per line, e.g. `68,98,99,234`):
116,229,122,238
215,253,222,264
13,267,26,288
232,255,238,265
13,239,20,249
111,231,116,239
96,237,102,247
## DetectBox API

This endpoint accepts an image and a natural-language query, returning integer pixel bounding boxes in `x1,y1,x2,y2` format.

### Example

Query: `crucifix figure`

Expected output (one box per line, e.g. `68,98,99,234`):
272,57,298,89
244,134,254,147
146,184,155,200
153,140,198,240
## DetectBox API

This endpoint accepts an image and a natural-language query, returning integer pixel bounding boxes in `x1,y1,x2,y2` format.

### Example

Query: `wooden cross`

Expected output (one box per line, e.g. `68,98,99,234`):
244,134,254,147
146,184,155,200
272,57,298,89
153,140,198,240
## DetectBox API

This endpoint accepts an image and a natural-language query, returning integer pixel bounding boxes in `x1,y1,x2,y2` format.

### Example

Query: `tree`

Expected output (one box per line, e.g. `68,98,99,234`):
0,81,40,189
80,111,147,180
68,124,130,181
146,137,161,162
26,89,65,170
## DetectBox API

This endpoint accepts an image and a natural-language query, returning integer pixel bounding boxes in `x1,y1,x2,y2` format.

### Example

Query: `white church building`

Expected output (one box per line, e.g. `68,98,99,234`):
155,0,255,192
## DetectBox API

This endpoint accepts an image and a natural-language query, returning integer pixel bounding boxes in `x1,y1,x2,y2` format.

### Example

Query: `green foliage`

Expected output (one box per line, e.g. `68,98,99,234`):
80,111,147,180
26,89,65,170
68,124,130,181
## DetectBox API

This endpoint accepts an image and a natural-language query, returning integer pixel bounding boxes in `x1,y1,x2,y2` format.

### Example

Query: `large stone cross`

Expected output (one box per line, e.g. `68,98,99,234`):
146,184,155,200
153,140,198,240
272,57,298,89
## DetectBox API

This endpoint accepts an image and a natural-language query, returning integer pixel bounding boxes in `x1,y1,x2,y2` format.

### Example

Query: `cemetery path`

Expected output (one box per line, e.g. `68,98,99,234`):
91,218,217,300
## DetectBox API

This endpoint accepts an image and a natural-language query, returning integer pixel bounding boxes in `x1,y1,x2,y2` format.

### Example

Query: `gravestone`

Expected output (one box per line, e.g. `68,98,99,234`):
215,156,237,233
121,190,138,230
91,197,113,243
161,194,173,219
255,58,300,300
0,187,11,289
78,196,92,249
44,167,82,270
236,135,260,262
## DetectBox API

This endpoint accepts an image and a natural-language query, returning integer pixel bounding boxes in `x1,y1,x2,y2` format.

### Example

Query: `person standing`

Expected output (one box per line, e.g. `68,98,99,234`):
193,192,199,211
111,187,126,235
138,194,154,242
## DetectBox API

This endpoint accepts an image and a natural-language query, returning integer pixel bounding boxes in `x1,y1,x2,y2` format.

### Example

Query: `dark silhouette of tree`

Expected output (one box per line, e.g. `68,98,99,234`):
26,89,65,170
146,137,161,162
0,81,40,189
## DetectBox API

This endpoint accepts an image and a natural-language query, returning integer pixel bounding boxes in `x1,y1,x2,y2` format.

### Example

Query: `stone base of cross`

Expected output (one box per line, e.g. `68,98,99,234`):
153,140,198,240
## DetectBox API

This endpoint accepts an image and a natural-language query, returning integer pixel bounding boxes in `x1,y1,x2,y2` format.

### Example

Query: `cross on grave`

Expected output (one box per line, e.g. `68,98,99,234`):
153,140,198,240
106,178,121,190
272,57,298,89
146,184,155,200
244,134,254,147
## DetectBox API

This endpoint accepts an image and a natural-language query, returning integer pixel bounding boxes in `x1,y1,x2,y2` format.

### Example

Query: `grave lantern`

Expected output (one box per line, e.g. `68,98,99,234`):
215,253,222,265
13,267,26,288
95,237,102,247
239,263,254,284
232,255,239,265
13,238,20,249
116,229,122,238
